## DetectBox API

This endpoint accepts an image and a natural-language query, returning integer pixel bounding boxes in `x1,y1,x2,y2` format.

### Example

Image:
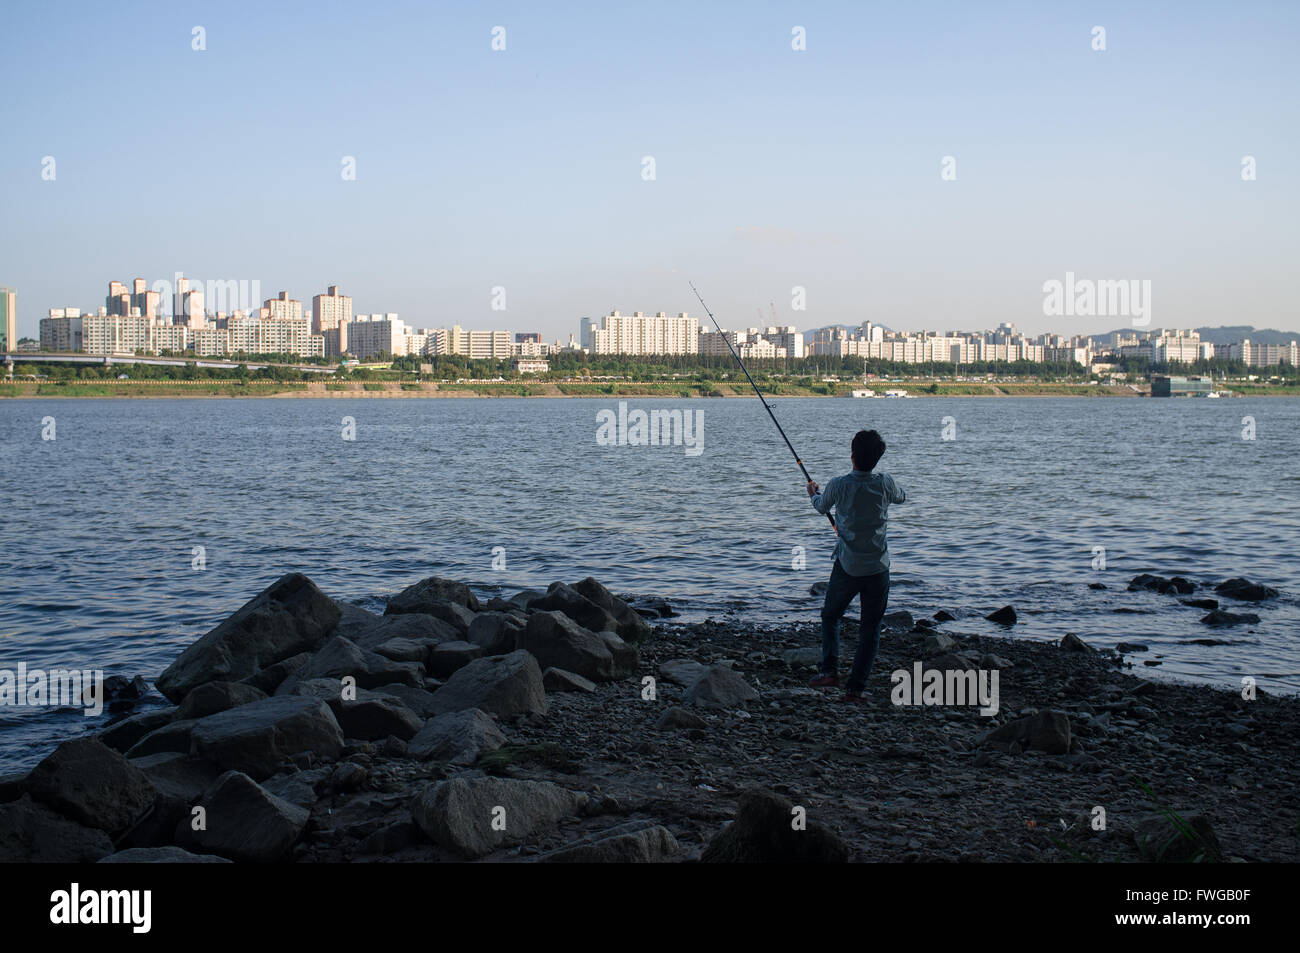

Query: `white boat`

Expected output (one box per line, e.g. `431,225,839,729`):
1207,391,1223,398
884,389,908,398
849,389,876,398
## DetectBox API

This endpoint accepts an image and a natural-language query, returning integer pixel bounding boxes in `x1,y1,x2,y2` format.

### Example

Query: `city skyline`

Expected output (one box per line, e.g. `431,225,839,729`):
22,275,1300,370
3,2,1297,341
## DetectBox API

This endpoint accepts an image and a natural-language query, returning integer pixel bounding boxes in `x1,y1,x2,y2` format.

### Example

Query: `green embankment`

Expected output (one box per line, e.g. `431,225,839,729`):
17,379,307,398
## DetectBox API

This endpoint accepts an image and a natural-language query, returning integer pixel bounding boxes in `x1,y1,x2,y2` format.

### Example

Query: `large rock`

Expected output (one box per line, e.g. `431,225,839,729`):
332,602,383,641
0,795,115,863
985,605,1017,625
25,738,156,837
882,610,914,630
1133,811,1224,862
985,710,1072,754
191,696,345,780
684,664,760,709
238,652,310,694
261,767,330,811
157,573,342,702
1215,577,1278,602
429,650,547,718
527,583,621,638
0,772,27,804
428,641,485,678
179,771,310,862
570,577,653,643
367,683,442,719
599,631,639,675
701,789,848,863
1201,609,1260,627
372,637,438,664
407,709,506,764
659,658,708,686
543,668,596,694
99,846,231,863
468,612,526,655
174,681,268,721
130,752,222,807
538,820,680,863
112,751,223,852
1128,573,1194,594
507,589,545,610
290,635,425,690
98,707,177,753
625,596,677,619
347,612,463,653
385,576,480,614
517,611,629,682
411,776,583,858
124,719,197,758
283,678,423,740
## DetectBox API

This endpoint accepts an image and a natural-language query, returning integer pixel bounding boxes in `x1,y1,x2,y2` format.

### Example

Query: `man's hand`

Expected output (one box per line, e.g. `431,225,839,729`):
807,480,819,498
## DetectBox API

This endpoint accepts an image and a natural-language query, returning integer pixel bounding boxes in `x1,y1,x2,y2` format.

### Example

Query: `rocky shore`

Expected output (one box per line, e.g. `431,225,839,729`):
1,570,1295,863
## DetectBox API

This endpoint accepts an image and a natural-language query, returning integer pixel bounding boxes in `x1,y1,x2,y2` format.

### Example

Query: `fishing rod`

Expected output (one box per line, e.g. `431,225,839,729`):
689,281,836,533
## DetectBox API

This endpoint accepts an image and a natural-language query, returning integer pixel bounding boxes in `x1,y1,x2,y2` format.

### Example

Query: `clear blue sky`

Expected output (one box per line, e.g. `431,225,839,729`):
2,0,1297,341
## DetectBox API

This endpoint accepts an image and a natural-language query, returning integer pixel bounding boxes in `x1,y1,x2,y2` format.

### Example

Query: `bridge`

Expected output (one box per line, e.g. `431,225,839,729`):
1,352,338,375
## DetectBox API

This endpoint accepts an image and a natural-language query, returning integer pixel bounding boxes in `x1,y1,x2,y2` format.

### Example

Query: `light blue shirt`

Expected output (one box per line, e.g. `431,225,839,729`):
810,470,906,576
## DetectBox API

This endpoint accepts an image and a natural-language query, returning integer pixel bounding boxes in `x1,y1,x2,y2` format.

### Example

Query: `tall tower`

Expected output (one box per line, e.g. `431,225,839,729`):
0,287,16,351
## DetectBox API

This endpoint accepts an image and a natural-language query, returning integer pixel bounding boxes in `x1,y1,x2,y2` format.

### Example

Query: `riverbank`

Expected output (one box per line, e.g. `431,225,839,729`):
2,571,1294,863
1,379,1156,399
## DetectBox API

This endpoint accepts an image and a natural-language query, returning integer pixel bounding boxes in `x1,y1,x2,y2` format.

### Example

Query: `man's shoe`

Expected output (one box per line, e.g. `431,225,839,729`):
842,691,865,704
808,673,839,688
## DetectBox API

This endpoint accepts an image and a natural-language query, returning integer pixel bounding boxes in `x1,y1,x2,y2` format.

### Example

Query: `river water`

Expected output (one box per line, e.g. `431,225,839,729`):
1,395,1296,768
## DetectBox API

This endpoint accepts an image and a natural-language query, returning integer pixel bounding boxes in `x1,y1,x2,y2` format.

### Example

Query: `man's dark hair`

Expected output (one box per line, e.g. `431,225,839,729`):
851,429,886,471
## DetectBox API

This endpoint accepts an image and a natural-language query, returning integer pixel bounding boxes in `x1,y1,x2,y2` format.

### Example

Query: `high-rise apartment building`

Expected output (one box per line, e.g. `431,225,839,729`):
588,311,698,355
346,314,409,360
173,275,205,328
0,287,16,352
313,286,352,357
264,291,303,323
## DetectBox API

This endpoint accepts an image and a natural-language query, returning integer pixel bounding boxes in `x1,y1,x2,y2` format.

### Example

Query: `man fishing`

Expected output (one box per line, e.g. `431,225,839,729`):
805,429,906,702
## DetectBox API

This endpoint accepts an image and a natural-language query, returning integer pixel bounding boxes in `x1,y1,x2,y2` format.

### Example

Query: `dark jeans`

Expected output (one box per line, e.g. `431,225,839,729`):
820,559,890,693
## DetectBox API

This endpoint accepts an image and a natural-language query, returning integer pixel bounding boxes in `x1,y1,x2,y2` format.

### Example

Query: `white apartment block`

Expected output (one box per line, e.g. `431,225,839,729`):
346,314,408,360
74,314,151,354
264,292,303,324
700,326,801,359
1226,339,1299,366
763,326,805,358
192,327,231,357
588,311,698,355
150,323,188,353
511,339,553,357
468,329,512,359
312,286,352,335
1150,331,1213,363
229,313,313,355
